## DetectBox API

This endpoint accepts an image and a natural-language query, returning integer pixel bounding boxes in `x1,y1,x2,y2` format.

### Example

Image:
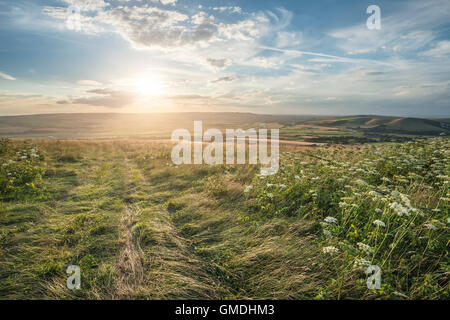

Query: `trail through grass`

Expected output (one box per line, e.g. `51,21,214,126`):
0,138,448,299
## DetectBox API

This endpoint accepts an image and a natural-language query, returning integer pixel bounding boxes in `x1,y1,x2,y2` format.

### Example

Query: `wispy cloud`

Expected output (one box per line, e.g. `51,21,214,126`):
58,89,135,108
421,40,450,57
0,71,16,81
328,0,450,55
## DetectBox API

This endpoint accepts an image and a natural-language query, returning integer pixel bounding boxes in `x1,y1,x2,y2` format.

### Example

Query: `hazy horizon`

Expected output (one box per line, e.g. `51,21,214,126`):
0,111,449,119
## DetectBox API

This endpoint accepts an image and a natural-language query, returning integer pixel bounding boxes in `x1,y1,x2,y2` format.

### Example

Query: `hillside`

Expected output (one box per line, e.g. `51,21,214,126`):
0,113,448,140
305,115,450,135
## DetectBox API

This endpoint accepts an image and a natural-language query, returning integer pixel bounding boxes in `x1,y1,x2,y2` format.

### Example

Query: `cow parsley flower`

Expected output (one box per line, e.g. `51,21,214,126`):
373,220,385,227
244,186,253,193
322,246,339,254
324,216,337,224
354,258,371,268
357,242,373,254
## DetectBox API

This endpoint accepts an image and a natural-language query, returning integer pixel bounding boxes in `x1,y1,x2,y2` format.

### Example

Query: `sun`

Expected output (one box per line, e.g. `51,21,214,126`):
133,74,165,96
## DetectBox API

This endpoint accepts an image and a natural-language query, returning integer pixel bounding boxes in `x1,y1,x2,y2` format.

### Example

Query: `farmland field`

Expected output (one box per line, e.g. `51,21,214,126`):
0,134,448,300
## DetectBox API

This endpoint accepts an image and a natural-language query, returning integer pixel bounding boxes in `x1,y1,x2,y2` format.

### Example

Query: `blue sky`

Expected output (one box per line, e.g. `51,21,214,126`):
0,0,449,116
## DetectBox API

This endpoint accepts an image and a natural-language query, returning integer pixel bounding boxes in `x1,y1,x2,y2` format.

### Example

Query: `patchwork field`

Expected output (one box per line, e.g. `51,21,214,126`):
0,136,448,299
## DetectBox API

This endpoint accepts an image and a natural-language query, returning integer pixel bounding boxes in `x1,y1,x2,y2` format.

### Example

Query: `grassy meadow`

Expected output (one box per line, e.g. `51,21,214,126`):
0,134,448,300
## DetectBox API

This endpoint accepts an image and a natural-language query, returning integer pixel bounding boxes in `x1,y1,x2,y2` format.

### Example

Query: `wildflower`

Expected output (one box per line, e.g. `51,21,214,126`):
354,258,371,268
279,184,287,188
375,208,382,214
357,242,373,254
266,183,274,187
294,175,300,179
322,246,339,254
260,167,278,176
424,224,437,230
244,186,253,193
373,220,385,227
267,193,273,198
339,202,349,208
324,216,337,224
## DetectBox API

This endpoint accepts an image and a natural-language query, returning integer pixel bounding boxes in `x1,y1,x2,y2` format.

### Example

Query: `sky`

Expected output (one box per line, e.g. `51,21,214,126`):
0,0,449,117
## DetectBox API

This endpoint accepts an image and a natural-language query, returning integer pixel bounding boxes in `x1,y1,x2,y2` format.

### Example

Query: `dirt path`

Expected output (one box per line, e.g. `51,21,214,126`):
114,205,145,299
113,156,145,299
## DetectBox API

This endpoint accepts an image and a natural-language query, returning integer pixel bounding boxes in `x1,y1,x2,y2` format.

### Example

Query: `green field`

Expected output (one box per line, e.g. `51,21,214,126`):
0,134,448,299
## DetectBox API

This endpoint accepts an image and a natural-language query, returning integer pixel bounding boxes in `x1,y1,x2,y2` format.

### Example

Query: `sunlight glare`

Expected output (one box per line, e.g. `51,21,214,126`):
134,74,165,96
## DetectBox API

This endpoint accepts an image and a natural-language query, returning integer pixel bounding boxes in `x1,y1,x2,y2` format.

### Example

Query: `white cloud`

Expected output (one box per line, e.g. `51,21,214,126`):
0,71,16,81
328,0,450,55
421,41,450,57
77,80,102,86
276,31,302,48
213,7,242,14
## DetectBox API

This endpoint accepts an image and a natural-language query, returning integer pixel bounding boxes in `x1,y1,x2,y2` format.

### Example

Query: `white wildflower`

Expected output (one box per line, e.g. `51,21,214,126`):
354,258,371,268
357,242,373,254
244,186,253,193
373,220,386,227
322,246,339,254
324,216,337,224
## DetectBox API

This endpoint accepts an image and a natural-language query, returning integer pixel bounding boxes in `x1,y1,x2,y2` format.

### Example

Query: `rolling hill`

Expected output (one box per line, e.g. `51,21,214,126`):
305,115,450,135
0,113,448,140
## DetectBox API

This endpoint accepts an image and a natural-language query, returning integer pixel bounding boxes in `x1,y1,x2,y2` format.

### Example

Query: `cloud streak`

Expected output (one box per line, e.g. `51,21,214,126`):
0,72,16,81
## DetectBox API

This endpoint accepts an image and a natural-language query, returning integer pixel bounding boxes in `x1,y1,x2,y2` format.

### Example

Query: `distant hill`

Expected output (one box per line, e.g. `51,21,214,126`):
305,115,450,135
0,113,448,139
